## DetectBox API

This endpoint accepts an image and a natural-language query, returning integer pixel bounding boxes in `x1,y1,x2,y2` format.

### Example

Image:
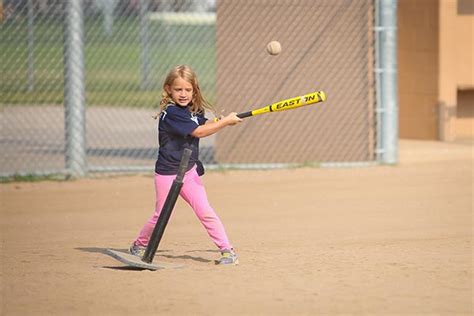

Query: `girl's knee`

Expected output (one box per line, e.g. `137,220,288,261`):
197,209,218,222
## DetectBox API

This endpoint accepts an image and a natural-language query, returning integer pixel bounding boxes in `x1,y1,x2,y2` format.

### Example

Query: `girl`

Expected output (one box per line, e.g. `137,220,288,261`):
130,65,243,265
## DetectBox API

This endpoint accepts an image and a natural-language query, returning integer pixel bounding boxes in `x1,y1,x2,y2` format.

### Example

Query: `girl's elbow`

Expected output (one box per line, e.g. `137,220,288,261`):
191,129,205,138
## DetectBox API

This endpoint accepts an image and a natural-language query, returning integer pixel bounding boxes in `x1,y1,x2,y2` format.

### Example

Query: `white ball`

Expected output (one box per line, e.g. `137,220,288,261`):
266,41,282,56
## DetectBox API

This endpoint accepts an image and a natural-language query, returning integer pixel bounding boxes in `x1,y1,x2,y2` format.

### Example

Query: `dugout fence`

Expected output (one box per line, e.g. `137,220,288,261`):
0,0,398,178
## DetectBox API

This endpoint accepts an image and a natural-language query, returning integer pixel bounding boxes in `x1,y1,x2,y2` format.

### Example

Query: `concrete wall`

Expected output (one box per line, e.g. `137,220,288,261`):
215,0,375,164
439,0,474,140
398,0,474,140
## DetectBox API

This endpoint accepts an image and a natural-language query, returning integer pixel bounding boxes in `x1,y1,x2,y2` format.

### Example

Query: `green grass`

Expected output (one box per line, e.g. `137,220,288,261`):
0,173,68,183
0,16,216,107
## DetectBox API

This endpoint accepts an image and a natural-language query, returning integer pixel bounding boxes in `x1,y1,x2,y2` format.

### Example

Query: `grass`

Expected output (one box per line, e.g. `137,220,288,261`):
0,16,217,107
0,173,69,183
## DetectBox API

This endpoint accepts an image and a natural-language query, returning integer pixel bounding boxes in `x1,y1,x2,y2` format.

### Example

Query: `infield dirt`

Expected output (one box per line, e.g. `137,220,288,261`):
1,140,472,315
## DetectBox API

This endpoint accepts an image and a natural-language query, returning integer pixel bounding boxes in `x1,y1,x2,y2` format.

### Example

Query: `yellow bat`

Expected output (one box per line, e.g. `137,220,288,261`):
236,91,326,119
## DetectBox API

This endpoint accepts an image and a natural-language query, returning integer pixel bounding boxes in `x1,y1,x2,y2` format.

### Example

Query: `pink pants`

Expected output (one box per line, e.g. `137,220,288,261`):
134,166,233,251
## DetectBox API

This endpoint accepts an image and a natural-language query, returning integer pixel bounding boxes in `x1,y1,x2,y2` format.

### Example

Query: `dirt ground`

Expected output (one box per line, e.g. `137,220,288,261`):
1,140,472,315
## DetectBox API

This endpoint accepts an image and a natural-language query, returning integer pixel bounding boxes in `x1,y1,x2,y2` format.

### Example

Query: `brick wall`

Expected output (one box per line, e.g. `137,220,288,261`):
215,0,375,164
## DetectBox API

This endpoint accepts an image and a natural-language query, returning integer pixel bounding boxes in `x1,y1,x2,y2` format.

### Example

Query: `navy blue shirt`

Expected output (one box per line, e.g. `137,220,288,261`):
155,104,207,175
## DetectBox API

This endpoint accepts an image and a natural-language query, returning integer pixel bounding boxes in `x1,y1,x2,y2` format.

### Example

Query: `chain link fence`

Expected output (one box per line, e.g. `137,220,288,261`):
1,0,397,177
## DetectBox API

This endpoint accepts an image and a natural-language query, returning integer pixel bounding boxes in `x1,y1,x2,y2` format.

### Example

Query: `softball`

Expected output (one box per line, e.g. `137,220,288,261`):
266,41,282,56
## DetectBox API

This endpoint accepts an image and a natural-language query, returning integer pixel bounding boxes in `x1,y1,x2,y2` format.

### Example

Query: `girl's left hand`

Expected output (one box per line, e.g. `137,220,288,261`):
222,112,243,126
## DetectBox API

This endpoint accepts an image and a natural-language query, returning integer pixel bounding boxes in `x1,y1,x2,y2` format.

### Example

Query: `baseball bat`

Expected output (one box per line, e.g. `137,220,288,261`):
141,148,192,264
234,91,327,119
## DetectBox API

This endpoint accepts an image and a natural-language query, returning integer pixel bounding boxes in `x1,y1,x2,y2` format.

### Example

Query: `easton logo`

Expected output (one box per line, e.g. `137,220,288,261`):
306,94,317,102
274,98,301,110
274,94,318,110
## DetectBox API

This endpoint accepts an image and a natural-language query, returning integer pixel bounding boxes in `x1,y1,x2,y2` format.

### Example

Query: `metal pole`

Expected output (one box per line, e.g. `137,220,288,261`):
376,0,398,164
64,0,87,177
139,0,150,90
102,0,115,37
27,0,34,91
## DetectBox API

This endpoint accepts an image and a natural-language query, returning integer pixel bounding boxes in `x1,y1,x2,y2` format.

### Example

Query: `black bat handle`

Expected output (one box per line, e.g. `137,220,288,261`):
237,111,252,118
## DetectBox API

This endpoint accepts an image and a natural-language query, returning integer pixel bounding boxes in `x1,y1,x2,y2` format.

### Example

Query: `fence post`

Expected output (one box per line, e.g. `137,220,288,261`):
27,0,34,91
376,0,398,164
139,0,151,90
64,0,87,177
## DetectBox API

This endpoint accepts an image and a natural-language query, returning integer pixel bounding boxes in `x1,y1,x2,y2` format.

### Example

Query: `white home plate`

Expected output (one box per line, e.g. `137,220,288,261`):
106,249,184,270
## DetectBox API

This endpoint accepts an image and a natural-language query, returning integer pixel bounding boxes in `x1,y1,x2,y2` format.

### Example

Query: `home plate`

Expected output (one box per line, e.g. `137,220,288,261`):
106,249,184,270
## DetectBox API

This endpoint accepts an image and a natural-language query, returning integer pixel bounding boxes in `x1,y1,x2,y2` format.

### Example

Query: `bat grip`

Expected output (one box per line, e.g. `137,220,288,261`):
237,111,252,118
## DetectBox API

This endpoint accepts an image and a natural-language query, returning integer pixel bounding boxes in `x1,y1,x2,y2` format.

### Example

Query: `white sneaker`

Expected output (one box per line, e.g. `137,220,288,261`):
129,243,146,257
216,249,239,265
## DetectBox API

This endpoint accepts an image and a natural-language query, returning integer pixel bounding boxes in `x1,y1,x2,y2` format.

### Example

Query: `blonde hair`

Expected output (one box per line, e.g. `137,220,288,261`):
154,65,215,119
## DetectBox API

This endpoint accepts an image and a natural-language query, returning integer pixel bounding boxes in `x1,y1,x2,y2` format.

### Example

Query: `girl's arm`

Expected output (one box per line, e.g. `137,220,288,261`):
191,112,242,138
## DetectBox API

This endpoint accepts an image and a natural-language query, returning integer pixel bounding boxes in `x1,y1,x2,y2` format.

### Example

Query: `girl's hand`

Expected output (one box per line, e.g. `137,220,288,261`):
194,112,242,138
222,112,243,126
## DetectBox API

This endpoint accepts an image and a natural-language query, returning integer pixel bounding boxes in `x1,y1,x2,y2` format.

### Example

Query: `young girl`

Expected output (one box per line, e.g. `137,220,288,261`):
129,65,243,265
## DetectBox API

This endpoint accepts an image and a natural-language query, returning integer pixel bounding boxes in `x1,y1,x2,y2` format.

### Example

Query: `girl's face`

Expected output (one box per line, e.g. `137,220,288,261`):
166,77,194,107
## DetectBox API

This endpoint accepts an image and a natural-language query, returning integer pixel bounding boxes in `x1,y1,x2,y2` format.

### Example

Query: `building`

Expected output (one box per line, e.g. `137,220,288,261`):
398,0,473,141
